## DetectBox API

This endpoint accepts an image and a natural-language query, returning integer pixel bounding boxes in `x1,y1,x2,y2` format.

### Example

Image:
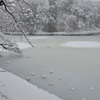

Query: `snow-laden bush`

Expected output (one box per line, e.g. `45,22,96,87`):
0,32,22,54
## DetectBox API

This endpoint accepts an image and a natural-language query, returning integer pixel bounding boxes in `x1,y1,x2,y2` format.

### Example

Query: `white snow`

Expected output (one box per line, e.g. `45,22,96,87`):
0,42,31,52
62,41,100,48
31,73,35,76
0,48,7,52
90,87,95,90
42,75,47,79
49,82,53,86
70,87,75,91
83,98,86,100
50,69,54,74
0,68,62,100
16,42,31,50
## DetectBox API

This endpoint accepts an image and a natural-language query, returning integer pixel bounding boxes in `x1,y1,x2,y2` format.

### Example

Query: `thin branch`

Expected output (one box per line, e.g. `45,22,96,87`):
1,0,34,47
0,43,7,49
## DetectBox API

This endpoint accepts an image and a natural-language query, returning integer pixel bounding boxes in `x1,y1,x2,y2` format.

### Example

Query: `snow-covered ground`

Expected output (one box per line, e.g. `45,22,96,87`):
62,41,100,48
0,68,62,100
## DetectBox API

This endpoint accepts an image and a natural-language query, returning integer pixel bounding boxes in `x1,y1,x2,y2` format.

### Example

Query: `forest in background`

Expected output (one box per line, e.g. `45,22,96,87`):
0,0,100,34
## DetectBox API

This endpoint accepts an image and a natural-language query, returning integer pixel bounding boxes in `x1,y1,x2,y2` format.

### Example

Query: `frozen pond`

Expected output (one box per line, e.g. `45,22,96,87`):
0,35,100,100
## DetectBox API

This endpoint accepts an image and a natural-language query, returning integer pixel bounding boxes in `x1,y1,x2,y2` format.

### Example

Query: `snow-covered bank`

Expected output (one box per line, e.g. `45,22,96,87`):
28,30,100,36
29,36,48,40
4,29,100,36
62,41,100,48
0,68,62,100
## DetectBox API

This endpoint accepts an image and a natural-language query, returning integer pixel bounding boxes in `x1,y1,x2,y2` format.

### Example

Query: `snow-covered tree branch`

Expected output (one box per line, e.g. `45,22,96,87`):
0,0,34,54
0,31,22,54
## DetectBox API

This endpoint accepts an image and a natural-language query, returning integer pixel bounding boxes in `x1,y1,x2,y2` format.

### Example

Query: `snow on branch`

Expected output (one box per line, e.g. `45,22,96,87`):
0,32,22,54
0,0,34,48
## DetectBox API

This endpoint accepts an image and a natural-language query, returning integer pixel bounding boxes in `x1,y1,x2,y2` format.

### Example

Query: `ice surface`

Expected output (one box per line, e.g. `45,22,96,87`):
62,41,100,48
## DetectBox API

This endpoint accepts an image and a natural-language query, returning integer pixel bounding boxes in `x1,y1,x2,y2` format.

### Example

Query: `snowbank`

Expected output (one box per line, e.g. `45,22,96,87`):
0,68,62,100
16,42,31,50
62,41,100,48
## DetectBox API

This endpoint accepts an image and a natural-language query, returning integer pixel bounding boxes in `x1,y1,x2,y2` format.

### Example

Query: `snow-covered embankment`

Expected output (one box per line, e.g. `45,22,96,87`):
0,68,62,100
